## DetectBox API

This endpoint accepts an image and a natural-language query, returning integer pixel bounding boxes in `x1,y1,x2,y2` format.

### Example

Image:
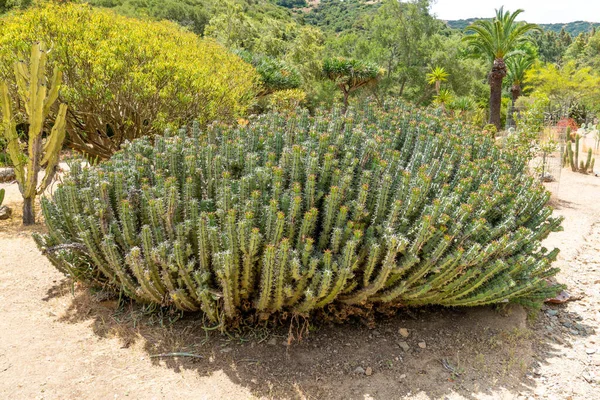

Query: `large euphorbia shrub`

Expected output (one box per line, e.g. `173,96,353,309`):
34,101,562,324
0,3,258,159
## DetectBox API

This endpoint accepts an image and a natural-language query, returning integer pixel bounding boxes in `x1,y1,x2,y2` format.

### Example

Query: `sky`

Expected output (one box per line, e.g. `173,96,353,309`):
430,0,600,23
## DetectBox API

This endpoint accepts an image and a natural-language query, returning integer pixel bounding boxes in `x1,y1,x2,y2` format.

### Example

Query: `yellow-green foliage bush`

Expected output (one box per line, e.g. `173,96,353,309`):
267,89,307,112
0,3,259,159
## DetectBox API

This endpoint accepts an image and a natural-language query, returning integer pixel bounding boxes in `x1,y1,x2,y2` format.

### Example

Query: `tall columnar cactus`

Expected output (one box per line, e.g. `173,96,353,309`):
0,42,68,225
34,101,563,325
564,134,595,174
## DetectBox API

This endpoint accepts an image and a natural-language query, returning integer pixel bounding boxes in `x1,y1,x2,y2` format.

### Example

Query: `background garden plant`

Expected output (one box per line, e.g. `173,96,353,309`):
0,42,67,225
0,3,258,160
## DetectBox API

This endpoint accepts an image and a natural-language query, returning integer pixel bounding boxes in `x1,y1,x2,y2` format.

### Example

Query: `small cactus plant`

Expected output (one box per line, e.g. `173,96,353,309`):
0,42,68,225
563,134,595,174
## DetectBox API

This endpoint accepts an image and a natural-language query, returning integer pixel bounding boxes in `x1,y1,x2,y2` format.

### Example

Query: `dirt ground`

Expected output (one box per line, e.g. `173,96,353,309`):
0,168,599,400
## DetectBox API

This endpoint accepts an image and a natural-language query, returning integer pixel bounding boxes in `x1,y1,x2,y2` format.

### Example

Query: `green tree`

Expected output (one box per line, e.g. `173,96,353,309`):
526,61,600,117
531,29,571,64
322,58,382,112
427,33,489,108
564,32,589,61
235,50,302,96
0,0,32,14
464,7,540,130
370,0,438,97
426,66,449,95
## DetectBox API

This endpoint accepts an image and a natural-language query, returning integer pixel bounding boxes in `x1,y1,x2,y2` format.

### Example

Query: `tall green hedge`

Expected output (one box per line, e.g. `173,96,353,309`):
34,101,562,324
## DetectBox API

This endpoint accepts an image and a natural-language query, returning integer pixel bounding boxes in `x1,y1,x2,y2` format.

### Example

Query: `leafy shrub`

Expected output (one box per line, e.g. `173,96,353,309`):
482,124,498,137
34,101,562,325
557,118,578,135
0,3,258,159
267,89,307,112
236,50,302,96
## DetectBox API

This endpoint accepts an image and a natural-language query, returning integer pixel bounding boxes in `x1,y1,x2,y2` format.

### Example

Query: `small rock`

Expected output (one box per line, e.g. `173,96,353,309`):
545,309,559,317
398,341,410,351
220,347,232,353
0,167,16,183
0,205,12,220
267,337,277,346
586,348,596,355
399,374,406,380
399,328,409,338
365,367,373,376
418,341,427,349
354,366,365,375
582,371,596,383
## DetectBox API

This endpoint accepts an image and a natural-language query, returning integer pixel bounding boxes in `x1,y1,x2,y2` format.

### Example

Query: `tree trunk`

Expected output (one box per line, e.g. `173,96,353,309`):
23,196,35,225
511,84,522,105
488,58,507,131
398,77,407,97
342,89,350,115
506,84,522,129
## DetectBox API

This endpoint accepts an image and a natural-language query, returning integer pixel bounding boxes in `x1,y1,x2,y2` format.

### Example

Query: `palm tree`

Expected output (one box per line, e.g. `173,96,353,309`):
433,88,454,112
426,66,449,95
505,54,535,127
463,7,540,130
451,96,475,117
506,54,534,104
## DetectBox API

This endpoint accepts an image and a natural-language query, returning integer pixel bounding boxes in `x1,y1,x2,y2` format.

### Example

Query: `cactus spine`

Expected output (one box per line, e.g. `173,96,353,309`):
0,42,68,225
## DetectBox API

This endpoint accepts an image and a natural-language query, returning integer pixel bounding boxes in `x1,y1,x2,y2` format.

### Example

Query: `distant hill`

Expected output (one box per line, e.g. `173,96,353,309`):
446,19,600,36
303,0,381,33
540,21,600,36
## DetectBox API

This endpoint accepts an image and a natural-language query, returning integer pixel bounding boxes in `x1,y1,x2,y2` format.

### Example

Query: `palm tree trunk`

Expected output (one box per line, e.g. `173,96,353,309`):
511,85,522,104
507,84,521,129
489,58,507,131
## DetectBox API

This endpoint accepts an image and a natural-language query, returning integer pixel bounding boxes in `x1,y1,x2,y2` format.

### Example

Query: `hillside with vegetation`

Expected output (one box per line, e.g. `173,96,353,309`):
0,0,599,133
446,18,600,36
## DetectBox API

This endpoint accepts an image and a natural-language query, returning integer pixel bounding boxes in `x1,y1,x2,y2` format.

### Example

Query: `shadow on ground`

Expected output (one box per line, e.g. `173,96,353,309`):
46,280,594,400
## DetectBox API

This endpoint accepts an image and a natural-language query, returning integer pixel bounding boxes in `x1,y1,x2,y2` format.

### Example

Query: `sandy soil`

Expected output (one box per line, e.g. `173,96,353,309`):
0,169,599,400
